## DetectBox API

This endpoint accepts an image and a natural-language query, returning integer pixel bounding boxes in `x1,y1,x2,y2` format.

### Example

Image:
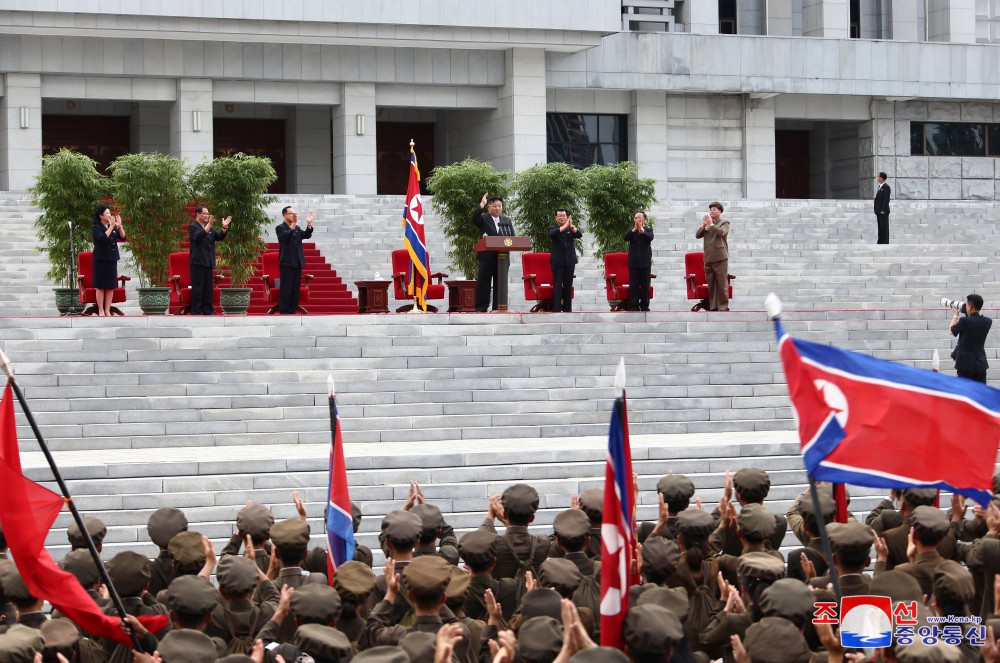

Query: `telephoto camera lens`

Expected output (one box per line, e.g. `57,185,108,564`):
941,297,968,315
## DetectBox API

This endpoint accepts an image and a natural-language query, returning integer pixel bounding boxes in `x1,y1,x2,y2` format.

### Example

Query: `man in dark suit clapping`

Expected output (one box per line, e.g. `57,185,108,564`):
275,206,314,314
470,194,514,312
549,209,582,313
624,211,654,311
874,171,891,244
188,205,231,315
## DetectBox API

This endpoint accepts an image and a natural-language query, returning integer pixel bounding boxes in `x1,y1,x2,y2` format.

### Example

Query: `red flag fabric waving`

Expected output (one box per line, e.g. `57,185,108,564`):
600,395,636,649
0,381,167,644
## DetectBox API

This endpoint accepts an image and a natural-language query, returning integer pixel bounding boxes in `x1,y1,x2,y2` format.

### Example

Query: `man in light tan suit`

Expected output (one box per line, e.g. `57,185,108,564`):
695,201,730,311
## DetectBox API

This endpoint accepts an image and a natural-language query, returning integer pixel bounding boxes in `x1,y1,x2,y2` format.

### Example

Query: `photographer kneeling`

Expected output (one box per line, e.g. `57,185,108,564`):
949,294,992,383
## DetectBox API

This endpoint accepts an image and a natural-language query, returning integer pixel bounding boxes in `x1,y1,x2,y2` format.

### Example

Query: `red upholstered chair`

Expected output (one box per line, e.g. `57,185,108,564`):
169,252,221,315
391,249,448,312
684,251,735,311
77,251,130,316
521,252,567,313
261,251,313,314
603,252,655,311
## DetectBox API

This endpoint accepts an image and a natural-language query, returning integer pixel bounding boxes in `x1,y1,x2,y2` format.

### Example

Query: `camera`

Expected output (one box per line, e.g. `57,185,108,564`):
942,298,968,315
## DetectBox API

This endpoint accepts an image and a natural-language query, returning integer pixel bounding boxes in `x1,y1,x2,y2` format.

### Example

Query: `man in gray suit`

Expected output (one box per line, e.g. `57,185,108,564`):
695,201,730,312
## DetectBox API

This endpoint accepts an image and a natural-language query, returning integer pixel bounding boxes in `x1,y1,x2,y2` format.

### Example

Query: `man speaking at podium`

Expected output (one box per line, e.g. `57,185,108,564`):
470,194,515,312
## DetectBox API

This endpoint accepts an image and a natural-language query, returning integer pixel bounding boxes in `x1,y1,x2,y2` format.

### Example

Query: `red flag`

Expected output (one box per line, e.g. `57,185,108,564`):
0,381,167,644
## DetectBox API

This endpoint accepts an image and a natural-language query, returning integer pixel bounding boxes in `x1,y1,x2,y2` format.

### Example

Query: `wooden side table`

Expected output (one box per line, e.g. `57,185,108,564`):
354,280,391,313
445,280,478,312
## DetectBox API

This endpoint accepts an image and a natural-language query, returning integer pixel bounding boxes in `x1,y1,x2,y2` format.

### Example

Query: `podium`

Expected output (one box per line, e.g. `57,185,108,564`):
474,236,532,311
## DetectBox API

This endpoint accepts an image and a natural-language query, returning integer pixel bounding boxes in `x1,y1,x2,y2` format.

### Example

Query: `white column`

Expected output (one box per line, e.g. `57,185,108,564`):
629,90,668,198
170,79,213,163
498,48,546,173
927,0,976,42
0,73,42,191
290,107,331,194
766,0,793,36
331,83,376,194
743,95,776,199
684,1,720,34
890,0,920,40
802,0,850,37
130,102,170,154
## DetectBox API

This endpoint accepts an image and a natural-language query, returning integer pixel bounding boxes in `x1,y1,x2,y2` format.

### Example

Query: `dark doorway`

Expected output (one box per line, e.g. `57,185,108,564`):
213,119,286,194
42,115,130,175
719,0,737,34
377,122,434,195
775,130,810,199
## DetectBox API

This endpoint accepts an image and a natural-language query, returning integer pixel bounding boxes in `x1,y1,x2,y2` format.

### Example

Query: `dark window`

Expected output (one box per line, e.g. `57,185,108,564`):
849,0,861,38
546,113,628,169
990,125,1000,157
910,122,990,157
719,0,737,34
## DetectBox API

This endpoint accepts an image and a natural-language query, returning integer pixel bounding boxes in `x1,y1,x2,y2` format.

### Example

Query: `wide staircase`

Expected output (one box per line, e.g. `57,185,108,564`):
0,193,996,567
243,242,358,315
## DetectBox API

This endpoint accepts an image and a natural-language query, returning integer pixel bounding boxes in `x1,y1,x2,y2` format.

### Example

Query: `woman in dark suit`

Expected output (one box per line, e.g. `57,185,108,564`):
91,205,125,316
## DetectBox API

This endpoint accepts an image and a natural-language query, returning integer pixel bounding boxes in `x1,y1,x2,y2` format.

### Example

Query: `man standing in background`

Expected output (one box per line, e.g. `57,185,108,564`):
276,206,314,314
470,194,513,312
188,205,231,315
695,201,730,312
624,211,653,312
874,171,891,244
549,209,582,313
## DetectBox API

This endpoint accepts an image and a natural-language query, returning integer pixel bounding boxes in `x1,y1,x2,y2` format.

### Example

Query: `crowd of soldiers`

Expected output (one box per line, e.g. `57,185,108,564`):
1,469,1000,663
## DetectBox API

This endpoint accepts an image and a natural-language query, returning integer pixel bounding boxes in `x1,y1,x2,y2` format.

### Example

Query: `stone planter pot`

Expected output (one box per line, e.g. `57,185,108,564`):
53,287,82,315
137,286,171,315
219,287,253,315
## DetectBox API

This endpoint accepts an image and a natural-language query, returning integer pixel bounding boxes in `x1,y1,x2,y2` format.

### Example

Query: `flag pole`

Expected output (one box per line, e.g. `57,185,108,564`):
0,348,145,651
807,476,842,602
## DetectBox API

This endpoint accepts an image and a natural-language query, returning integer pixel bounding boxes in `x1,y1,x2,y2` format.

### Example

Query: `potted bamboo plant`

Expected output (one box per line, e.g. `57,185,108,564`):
30,149,110,314
108,153,188,315
189,153,277,314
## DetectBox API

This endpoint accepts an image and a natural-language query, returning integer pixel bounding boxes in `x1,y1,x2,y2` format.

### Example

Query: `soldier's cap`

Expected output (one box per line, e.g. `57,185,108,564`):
351,503,363,532
59,549,100,588
216,657,254,663
333,560,376,601
147,507,188,548
656,474,695,503
578,488,603,523
501,483,540,518
305,547,330,574
520,588,563,621
634,585,689,623
828,522,875,558
869,570,923,603
458,529,499,567
517,616,564,662
438,544,460,566
733,467,771,503
676,509,715,538
798,490,836,519
398,631,436,663
624,604,683,655
0,563,31,601
40,619,79,649
67,517,107,549
292,583,342,623
352,646,410,663
165,575,219,616
933,560,975,604
895,638,963,663
901,488,938,508
639,536,680,578
236,503,274,538
0,625,44,663
553,509,590,540
167,531,207,567
382,509,423,545
215,555,259,594
742,617,811,663
759,579,815,626
911,506,950,538
157,630,217,663
411,503,444,531
570,648,629,663
737,551,785,582
738,503,777,540
293,624,353,663
446,565,471,601
105,550,150,596
401,555,451,599
270,518,311,550
539,558,583,596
